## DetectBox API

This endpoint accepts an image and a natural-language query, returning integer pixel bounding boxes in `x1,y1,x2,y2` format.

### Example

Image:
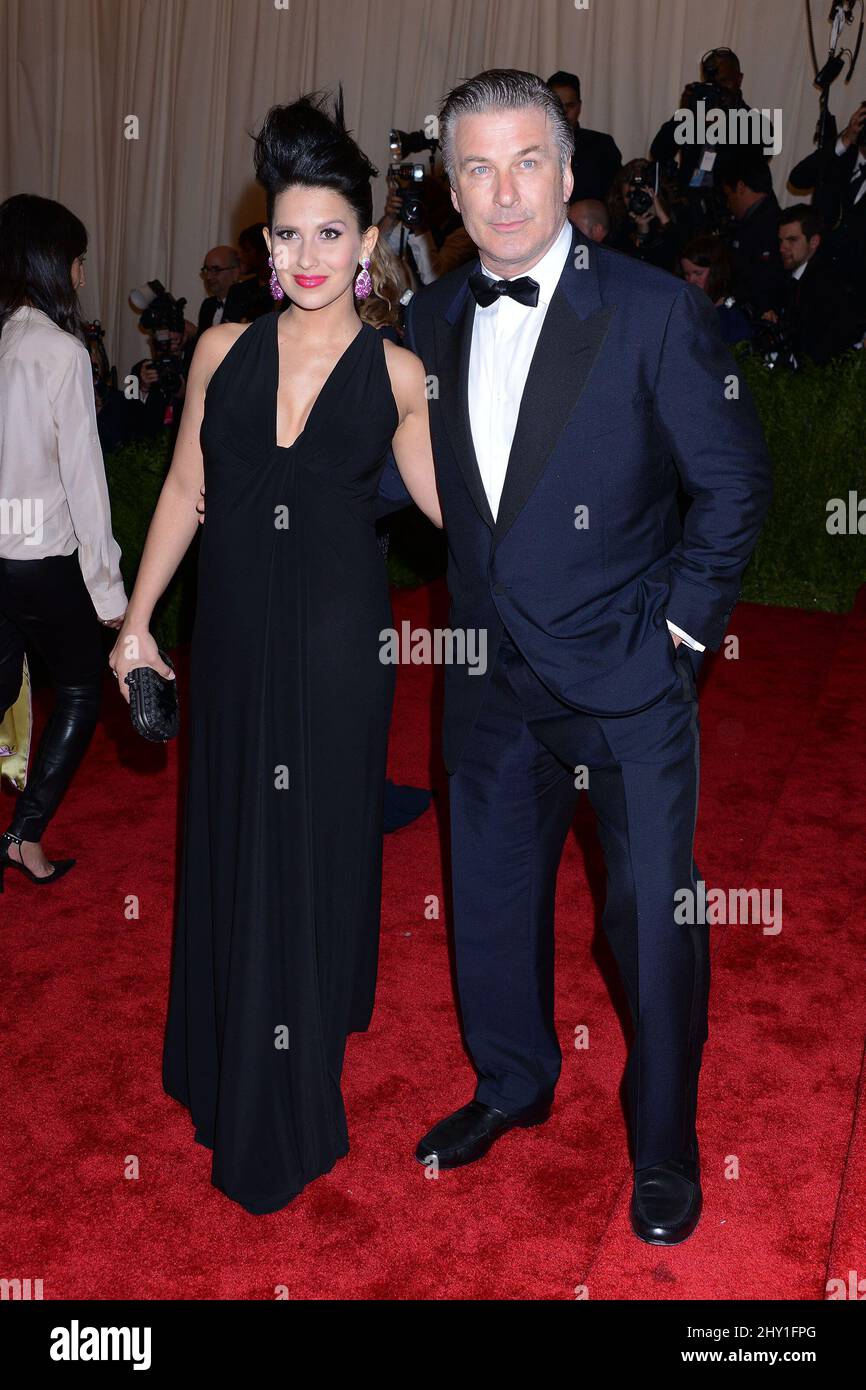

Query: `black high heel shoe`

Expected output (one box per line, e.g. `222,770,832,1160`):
0,830,76,892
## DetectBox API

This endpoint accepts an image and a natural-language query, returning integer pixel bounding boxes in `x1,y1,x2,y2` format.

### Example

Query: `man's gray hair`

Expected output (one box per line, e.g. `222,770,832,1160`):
438,68,575,185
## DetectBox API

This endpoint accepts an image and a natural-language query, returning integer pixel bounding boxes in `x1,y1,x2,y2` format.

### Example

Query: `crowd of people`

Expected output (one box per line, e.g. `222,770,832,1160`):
382,52,866,370
0,53,855,1239
84,47,866,465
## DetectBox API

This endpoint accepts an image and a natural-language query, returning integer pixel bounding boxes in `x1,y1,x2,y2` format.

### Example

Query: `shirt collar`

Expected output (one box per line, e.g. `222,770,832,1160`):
477,217,573,308
9,304,52,323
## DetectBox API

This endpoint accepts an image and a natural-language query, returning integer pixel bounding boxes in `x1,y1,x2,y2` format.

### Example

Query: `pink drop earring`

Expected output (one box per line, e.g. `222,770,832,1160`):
354,256,372,299
268,255,285,302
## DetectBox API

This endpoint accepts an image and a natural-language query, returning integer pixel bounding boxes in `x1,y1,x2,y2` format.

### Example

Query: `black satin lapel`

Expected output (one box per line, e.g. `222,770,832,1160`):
493,294,616,546
434,296,496,533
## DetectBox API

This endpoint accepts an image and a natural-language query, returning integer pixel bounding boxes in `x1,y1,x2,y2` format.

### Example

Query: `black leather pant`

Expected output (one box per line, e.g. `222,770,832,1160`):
0,552,105,843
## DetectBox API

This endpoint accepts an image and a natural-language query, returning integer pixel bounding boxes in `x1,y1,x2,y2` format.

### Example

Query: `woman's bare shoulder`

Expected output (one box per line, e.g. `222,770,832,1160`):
189,319,256,389
381,334,426,411
198,320,253,364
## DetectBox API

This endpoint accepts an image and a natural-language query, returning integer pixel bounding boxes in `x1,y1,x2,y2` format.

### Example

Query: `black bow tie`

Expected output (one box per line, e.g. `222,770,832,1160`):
468,271,540,308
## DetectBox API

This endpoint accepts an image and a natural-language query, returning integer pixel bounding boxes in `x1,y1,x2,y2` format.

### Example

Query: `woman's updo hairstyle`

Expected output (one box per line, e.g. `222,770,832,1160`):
252,86,379,236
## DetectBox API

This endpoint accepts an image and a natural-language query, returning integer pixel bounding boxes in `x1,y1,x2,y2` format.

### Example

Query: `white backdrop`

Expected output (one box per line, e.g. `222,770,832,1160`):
1,0,855,373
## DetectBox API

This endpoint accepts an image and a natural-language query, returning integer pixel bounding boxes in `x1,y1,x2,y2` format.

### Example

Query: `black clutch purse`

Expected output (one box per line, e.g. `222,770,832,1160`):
124,649,180,742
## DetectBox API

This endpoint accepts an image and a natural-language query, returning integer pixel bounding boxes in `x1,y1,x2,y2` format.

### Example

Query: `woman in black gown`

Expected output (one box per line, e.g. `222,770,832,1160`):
110,93,441,1214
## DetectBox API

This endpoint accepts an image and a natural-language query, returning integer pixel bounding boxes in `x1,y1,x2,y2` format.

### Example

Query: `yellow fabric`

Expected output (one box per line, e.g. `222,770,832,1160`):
0,655,32,792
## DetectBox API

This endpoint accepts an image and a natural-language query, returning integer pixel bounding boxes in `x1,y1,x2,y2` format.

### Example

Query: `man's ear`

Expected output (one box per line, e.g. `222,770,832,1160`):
563,160,575,205
449,183,461,216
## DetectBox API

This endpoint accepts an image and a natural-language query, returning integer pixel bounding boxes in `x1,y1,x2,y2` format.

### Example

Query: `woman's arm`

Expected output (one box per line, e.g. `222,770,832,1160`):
109,323,246,696
51,342,128,623
382,339,443,530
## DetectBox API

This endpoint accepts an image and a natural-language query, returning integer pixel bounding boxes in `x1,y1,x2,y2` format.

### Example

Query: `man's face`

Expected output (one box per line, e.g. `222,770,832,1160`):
705,55,743,98
779,222,818,271
550,84,581,129
201,248,239,300
448,105,573,278
722,180,751,219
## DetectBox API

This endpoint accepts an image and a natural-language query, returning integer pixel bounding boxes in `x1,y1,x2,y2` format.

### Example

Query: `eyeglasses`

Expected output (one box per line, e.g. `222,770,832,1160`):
200,263,236,275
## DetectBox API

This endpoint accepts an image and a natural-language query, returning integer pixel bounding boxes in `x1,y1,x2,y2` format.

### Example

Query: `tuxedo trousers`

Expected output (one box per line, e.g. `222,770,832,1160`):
448,625,708,1170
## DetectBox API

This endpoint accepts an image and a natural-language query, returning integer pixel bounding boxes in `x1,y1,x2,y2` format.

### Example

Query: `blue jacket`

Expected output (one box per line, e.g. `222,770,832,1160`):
379,224,773,773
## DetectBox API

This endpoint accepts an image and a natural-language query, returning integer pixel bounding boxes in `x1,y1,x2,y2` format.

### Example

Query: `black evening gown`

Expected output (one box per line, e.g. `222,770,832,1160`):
163,311,399,1214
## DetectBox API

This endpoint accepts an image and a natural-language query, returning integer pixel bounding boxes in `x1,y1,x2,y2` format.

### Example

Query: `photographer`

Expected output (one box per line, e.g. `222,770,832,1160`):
606,159,686,272
790,101,866,318
651,47,771,233
129,282,193,431
715,149,787,315
652,47,761,178
378,165,474,284
132,336,187,431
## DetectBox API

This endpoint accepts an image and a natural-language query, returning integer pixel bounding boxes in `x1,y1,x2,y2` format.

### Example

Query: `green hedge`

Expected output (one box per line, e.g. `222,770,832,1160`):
735,347,866,613
104,438,198,651
104,352,866,648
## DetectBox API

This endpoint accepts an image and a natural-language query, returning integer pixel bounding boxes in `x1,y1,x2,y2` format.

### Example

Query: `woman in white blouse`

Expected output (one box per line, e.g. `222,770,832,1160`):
0,195,127,888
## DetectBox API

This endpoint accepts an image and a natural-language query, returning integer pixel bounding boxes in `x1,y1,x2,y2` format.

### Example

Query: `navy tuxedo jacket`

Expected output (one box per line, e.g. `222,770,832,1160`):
380,224,773,774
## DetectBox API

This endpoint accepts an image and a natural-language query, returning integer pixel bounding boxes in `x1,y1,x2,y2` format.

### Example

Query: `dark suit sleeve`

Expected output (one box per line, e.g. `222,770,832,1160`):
652,283,773,650
789,120,840,191
601,134,623,199
372,297,415,521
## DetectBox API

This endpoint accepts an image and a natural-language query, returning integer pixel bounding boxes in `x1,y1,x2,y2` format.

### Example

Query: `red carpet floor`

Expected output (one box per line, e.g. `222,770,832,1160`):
1,581,864,1300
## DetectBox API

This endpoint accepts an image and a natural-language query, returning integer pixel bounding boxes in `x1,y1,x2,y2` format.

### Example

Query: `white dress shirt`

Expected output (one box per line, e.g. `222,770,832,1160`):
834,135,866,205
467,218,704,651
0,305,126,621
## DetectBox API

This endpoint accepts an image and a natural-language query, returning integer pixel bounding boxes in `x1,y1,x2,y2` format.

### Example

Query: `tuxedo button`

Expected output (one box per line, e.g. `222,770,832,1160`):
493,582,507,595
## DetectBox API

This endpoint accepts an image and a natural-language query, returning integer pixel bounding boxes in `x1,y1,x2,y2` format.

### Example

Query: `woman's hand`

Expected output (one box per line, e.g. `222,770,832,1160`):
108,624,175,705
100,613,126,630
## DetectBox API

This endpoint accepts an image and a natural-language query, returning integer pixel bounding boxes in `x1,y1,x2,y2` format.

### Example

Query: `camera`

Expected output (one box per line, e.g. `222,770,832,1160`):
727,297,800,372
388,128,439,231
628,164,660,218
129,280,187,398
388,161,426,230
81,319,116,408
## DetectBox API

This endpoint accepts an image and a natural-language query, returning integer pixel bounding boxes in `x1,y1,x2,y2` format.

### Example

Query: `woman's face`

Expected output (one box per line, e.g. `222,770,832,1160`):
681,258,710,292
264,185,376,310
71,253,87,291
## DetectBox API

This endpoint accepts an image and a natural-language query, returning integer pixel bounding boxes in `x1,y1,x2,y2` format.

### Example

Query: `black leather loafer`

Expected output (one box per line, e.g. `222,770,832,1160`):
414,1097,552,1169
630,1157,702,1245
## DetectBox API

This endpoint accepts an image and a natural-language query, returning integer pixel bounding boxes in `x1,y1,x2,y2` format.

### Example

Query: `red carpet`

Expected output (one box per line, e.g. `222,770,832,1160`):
1,581,864,1300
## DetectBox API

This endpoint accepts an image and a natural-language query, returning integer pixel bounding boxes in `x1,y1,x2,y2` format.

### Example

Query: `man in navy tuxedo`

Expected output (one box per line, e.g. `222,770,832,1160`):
382,68,772,1244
